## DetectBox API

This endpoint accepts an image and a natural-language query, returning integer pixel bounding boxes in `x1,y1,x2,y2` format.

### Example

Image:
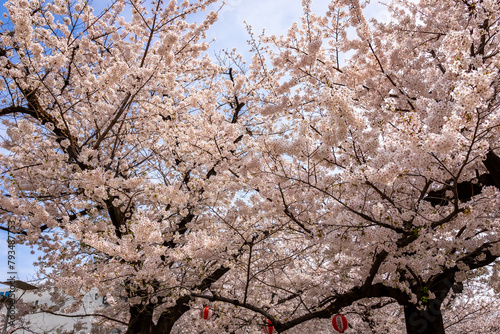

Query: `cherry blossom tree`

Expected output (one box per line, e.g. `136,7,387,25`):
189,0,499,333
1,0,499,333
0,0,253,333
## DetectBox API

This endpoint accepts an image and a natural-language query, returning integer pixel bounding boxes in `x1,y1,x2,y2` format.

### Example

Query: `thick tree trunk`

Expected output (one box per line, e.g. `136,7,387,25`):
153,296,191,334
404,301,445,334
125,303,156,334
125,296,191,334
123,267,229,333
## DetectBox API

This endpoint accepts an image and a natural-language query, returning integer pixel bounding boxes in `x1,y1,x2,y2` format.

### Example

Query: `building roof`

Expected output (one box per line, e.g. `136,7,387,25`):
0,280,38,291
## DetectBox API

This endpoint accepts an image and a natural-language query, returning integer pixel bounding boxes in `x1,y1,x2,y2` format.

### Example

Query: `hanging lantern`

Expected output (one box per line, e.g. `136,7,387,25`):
332,314,348,333
200,306,213,320
263,319,274,334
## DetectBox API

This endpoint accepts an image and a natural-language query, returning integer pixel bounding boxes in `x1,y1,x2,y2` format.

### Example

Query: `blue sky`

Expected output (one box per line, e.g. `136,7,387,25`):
0,0,387,283
0,234,40,282
207,0,388,56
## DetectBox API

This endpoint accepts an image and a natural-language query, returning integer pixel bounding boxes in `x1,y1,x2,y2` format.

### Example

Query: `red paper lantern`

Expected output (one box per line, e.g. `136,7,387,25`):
263,319,274,334
332,314,348,333
200,306,213,320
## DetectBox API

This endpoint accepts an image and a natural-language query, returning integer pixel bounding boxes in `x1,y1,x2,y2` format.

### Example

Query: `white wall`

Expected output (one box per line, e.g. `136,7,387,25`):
0,287,111,334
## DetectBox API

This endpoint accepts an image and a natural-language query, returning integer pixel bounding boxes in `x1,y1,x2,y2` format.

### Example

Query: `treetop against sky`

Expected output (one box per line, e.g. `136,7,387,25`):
0,0,388,283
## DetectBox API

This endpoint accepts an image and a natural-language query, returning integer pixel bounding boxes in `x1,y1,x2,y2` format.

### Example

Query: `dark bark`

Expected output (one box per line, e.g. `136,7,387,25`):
403,276,449,334
404,301,445,334
105,197,127,238
153,296,191,334
483,149,500,188
425,149,500,206
123,266,230,334
124,302,190,334
124,296,191,334
126,303,156,334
